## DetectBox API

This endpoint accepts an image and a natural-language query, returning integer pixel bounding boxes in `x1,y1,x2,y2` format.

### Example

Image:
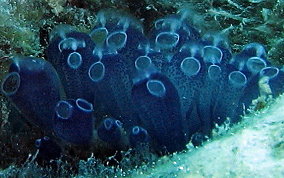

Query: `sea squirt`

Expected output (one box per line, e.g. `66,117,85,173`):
1,9,284,156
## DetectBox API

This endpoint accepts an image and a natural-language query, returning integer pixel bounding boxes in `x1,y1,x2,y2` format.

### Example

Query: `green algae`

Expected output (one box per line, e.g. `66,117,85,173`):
0,0,283,63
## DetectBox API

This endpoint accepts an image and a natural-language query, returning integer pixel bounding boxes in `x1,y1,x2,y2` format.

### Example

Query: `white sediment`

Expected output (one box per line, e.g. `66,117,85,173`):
133,94,284,177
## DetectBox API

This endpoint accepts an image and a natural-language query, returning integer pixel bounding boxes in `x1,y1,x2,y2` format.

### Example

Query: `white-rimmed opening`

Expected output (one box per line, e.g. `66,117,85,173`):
260,67,279,79
202,45,223,64
43,136,50,141
132,126,140,135
103,118,114,130
154,19,165,30
1,72,20,96
115,120,122,128
135,56,152,71
155,32,179,49
90,27,108,46
67,52,82,69
146,79,166,97
55,100,73,120
180,57,201,77
246,57,266,74
35,139,42,148
88,61,105,82
228,71,247,88
208,64,222,80
106,31,127,50
76,98,93,112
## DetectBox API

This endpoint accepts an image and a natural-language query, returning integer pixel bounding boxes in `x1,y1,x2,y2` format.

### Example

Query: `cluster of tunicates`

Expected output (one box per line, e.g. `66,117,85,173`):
1,9,284,157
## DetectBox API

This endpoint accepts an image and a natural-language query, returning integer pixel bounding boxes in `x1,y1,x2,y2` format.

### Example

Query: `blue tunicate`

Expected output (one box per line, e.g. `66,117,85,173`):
208,64,222,80
88,61,105,82
201,33,232,63
90,27,109,48
88,54,136,129
47,25,77,61
213,70,248,124
259,67,280,98
67,51,83,69
35,136,61,162
135,56,153,71
150,14,201,63
3,9,284,156
264,67,284,97
1,57,62,131
237,58,267,113
151,14,200,49
97,118,123,144
132,73,186,153
238,73,261,113
162,51,204,136
155,32,180,50
164,52,200,116
129,126,149,147
196,64,223,136
260,66,279,79
180,57,201,77
46,30,98,102
53,98,94,145
202,45,223,64
106,31,127,52
231,43,269,71
92,10,148,57
245,57,267,75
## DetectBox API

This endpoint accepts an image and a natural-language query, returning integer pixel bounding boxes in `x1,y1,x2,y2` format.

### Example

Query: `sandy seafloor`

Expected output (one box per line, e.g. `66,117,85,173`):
129,94,284,177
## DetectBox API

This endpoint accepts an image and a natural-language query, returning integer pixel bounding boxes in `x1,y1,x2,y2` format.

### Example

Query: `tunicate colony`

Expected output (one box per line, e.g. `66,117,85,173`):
1,10,284,157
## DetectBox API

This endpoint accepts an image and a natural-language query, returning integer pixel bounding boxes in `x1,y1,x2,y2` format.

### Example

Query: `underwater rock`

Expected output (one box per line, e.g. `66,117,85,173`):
1,9,284,155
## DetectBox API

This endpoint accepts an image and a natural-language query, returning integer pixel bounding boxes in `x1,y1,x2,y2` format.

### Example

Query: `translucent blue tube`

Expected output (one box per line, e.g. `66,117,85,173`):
151,14,200,50
129,126,149,147
163,51,203,118
270,70,284,97
46,30,98,101
53,98,94,145
132,73,186,153
231,43,269,71
88,54,136,129
196,64,223,136
35,136,61,162
91,10,148,56
1,57,62,131
97,118,123,144
213,70,248,125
